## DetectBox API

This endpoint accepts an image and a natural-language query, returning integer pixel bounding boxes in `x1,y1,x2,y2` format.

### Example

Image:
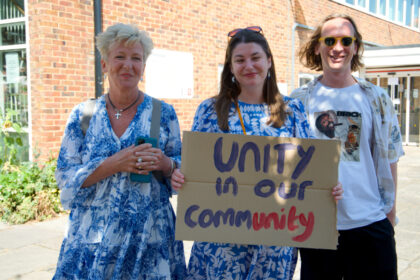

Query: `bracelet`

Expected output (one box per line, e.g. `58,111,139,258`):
165,159,176,177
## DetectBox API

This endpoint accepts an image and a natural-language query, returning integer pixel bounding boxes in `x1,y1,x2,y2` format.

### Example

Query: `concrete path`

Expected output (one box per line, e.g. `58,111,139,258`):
0,146,419,279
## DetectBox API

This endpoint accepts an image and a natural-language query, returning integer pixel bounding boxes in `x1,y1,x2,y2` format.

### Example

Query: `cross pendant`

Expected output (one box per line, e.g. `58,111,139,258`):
115,111,122,119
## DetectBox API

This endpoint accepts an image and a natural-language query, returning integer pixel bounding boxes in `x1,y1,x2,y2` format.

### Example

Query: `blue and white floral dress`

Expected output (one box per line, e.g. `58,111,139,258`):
186,96,312,280
53,94,186,280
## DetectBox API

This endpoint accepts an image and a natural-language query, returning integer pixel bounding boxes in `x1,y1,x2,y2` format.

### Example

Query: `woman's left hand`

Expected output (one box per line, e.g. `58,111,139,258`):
332,182,344,203
134,147,170,173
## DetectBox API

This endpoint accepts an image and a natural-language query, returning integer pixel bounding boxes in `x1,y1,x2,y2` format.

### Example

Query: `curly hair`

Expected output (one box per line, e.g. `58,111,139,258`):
299,14,364,72
96,23,154,62
215,29,286,131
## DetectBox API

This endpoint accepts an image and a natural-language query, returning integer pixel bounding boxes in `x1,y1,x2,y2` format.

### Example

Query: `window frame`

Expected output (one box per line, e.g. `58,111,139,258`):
333,0,420,32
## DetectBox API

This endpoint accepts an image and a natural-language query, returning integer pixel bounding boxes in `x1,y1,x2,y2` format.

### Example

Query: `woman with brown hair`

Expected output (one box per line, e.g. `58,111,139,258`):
172,26,343,279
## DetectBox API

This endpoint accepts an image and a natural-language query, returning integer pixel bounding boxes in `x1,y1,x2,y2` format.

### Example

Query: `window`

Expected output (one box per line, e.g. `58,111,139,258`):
332,0,420,30
398,0,405,22
380,0,387,15
406,0,413,25
369,0,377,12
358,0,367,7
389,0,396,20
0,0,29,162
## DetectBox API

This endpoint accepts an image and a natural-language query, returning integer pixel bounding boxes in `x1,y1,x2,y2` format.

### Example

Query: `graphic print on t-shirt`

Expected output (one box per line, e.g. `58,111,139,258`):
314,110,362,161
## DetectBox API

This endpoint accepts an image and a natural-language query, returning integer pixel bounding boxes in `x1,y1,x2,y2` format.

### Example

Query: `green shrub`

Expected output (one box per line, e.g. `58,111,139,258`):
0,109,24,167
0,158,65,224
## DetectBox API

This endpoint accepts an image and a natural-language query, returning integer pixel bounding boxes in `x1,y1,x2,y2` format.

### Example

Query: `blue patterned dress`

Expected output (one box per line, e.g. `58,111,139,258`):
186,96,312,280
53,94,186,280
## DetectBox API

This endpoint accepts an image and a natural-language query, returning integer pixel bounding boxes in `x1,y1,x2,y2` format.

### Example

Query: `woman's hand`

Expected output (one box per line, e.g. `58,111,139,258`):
111,143,157,174
171,169,184,191
134,146,171,174
82,143,153,187
332,182,344,204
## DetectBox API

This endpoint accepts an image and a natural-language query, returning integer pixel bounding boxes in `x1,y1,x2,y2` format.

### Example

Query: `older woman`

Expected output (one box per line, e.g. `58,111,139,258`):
171,27,343,279
53,23,186,279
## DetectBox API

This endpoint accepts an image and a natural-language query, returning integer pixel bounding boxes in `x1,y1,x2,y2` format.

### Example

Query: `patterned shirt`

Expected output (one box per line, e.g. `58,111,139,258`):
291,76,404,214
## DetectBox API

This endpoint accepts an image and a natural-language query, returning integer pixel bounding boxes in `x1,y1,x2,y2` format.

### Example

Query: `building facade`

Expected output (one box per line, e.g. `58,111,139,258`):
1,0,419,162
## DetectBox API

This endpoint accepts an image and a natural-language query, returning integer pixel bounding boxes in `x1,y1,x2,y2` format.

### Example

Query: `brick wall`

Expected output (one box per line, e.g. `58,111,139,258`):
27,0,420,161
28,0,95,160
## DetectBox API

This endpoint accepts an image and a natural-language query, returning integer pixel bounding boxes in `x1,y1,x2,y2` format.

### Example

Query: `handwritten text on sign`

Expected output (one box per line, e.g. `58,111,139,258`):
176,132,340,249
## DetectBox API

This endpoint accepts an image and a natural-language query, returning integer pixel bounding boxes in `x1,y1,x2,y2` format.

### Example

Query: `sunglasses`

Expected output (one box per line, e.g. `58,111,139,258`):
227,26,263,37
318,36,356,47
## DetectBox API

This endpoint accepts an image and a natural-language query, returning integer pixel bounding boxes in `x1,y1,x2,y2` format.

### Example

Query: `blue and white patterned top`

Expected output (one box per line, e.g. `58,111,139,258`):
186,96,312,280
53,94,186,280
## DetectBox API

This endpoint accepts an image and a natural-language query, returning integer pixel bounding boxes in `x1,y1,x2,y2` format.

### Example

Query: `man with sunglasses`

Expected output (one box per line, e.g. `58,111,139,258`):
291,14,403,280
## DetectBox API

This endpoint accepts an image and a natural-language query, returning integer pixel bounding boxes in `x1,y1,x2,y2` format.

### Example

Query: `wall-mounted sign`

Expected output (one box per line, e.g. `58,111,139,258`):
146,49,194,99
387,77,398,86
5,53,19,84
413,89,419,99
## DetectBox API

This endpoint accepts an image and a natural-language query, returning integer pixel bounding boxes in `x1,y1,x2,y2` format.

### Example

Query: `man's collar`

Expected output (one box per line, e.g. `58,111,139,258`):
308,74,373,91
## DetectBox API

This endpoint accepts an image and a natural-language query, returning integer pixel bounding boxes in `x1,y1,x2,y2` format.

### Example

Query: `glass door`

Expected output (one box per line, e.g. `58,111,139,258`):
409,77,420,144
365,74,420,146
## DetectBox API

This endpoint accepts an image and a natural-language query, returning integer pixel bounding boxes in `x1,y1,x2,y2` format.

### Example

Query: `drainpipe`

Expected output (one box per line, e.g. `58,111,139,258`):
94,0,103,98
291,23,314,90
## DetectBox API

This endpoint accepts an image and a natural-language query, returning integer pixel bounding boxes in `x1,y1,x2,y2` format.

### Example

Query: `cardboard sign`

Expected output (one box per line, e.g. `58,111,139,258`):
176,131,340,249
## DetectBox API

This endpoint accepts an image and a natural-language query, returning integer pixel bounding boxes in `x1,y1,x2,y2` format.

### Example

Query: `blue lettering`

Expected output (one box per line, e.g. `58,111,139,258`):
292,145,315,179
254,179,276,198
214,137,238,172
273,143,296,174
238,142,260,172
185,205,199,228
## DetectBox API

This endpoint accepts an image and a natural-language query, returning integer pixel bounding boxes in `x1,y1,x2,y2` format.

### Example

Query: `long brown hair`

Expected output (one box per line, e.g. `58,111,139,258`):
215,29,286,131
299,14,364,72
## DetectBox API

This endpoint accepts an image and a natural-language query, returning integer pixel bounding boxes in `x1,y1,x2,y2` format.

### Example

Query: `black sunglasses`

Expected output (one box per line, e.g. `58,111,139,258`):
318,36,356,47
227,26,263,37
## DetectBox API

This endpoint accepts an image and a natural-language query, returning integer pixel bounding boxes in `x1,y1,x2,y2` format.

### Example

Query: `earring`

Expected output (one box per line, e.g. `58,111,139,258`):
267,71,271,79
140,76,143,82
232,76,236,83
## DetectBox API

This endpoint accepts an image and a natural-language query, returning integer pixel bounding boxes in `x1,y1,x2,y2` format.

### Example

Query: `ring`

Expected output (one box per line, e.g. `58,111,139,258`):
137,157,142,163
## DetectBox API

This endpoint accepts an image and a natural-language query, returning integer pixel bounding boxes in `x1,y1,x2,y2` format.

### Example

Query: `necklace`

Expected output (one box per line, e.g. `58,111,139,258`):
235,102,247,135
107,92,140,120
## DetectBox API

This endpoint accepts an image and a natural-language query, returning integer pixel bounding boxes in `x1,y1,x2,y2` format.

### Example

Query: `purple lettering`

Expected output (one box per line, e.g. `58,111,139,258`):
213,208,235,227
215,177,222,196
238,142,260,172
278,182,298,199
223,176,238,196
298,181,313,200
198,209,214,228
263,144,270,173
214,137,238,172
292,145,315,179
235,210,252,229
273,143,296,174
254,179,276,198
185,205,199,228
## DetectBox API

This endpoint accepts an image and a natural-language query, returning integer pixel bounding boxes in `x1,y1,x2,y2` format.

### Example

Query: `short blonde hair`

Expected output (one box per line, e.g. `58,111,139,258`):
96,23,154,62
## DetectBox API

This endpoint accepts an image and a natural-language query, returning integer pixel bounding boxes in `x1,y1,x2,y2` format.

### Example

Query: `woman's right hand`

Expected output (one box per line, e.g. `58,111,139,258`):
111,143,156,174
82,143,154,187
171,169,184,191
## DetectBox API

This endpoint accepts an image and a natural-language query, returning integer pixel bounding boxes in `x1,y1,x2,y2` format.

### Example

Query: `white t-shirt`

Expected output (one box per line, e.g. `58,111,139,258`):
307,82,386,230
